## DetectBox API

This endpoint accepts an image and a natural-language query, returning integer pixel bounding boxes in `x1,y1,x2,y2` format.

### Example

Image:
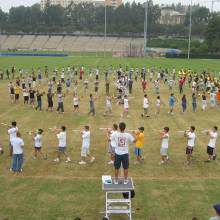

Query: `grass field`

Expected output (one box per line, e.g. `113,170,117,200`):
0,56,220,220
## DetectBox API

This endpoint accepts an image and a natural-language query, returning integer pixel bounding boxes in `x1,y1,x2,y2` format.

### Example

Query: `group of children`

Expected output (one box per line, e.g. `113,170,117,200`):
1,120,219,185
3,64,220,119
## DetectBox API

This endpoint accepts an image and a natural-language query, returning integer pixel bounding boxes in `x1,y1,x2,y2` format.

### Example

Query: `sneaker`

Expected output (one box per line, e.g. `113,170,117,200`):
166,156,169,161
53,158,60,162
124,179,129,184
108,160,114,165
159,161,164,165
213,155,217,160
114,179,119,185
65,157,71,163
32,156,36,160
79,161,86,165
90,156,95,163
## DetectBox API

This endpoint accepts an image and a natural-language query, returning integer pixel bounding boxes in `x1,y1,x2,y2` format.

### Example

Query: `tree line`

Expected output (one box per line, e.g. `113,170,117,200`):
0,1,219,53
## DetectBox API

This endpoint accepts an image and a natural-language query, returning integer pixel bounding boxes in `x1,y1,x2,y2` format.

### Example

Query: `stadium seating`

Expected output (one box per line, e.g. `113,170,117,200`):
16,35,36,50
56,36,77,51
43,36,64,50
0,34,144,53
0,35,8,49
30,36,49,50
1,35,21,50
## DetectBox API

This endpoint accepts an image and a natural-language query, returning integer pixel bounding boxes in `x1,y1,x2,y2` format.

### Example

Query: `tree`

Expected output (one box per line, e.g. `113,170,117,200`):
205,15,220,52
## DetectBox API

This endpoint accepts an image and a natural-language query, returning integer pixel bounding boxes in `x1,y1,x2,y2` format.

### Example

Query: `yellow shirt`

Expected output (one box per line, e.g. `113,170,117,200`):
15,87,21,94
136,132,144,148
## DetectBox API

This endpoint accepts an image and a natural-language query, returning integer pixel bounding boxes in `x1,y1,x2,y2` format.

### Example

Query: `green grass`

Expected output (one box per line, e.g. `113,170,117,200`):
0,56,220,220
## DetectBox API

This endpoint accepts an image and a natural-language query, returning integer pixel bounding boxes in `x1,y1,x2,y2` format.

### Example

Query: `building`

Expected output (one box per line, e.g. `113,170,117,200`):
105,0,122,8
158,7,186,25
40,0,122,9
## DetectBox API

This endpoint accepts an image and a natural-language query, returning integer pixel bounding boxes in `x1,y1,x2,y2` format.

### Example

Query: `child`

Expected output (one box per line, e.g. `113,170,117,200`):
141,94,150,117
57,92,65,113
47,90,54,112
159,127,169,165
35,90,44,111
23,87,29,105
104,96,112,116
73,94,80,113
192,93,197,112
29,88,36,108
121,95,129,118
210,91,216,108
32,129,47,160
205,126,218,162
134,127,144,164
107,124,118,165
88,94,96,116
156,96,161,115
201,92,207,111
181,94,187,113
184,126,196,165
168,93,176,115
79,126,95,165
53,126,71,163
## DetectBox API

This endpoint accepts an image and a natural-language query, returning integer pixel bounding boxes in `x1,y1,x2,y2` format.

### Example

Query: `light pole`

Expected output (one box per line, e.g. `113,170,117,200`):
104,3,107,57
144,1,148,56
187,0,192,59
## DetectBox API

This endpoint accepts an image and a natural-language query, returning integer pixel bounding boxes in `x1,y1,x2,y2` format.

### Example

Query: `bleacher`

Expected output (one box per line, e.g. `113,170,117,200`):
0,34,144,52
30,36,49,50
1,35,21,50
16,35,36,50
43,36,64,50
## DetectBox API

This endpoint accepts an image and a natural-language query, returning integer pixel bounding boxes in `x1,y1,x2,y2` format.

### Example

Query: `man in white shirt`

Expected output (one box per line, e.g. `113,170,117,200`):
111,122,135,184
107,124,118,165
54,126,71,163
184,126,196,165
205,126,218,162
11,131,24,173
79,126,95,165
141,94,150,117
8,121,18,156
159,127,169,165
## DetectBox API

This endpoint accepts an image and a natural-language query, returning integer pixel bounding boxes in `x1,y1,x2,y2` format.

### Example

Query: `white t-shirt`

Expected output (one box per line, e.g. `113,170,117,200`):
124,98,129,109
208,131,218,148
156,99,161,107
57,132,66,147
187,132,196,147
82,131,90,148
161,133,169,149
34,134,42,148
106,99,111,107
73,97,79,106
110,130,118,148
8,127,18,142
112,132,134,155
11,137,24,154
143,97,149,108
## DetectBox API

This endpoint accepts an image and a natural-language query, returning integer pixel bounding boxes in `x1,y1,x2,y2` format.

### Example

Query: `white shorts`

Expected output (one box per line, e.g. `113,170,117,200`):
160,147,168,156
81,147,90,157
